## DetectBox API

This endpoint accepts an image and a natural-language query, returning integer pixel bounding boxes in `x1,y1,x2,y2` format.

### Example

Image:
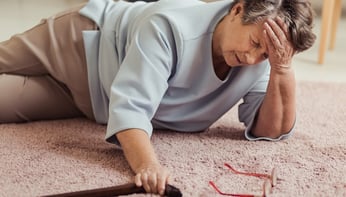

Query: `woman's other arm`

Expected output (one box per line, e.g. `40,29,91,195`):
251,17,296,138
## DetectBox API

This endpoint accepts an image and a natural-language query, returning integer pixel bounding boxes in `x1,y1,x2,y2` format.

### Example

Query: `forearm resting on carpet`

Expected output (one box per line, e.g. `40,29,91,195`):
116,129,159,173
116,128,169,195
251,68,296,138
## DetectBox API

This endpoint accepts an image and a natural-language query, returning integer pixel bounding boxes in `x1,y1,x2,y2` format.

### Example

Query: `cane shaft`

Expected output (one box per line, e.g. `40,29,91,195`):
43,182,182,197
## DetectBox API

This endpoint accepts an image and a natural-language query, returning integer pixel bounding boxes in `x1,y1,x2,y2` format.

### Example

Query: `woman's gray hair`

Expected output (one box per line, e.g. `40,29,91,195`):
232,0,316,53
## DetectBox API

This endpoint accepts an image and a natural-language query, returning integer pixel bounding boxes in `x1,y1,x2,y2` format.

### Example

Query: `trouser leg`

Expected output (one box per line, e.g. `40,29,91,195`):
0,74,82,123
0,4,97,121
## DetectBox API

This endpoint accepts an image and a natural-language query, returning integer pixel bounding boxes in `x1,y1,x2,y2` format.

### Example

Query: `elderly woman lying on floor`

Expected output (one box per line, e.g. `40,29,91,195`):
0,0,316,195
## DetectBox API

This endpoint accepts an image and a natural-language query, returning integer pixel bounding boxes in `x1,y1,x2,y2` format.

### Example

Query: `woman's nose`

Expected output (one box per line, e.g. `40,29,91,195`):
245,53,258,65
245,49,265,65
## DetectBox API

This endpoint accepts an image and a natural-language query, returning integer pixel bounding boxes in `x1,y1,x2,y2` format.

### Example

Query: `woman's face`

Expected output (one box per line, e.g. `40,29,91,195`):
213,3,268,67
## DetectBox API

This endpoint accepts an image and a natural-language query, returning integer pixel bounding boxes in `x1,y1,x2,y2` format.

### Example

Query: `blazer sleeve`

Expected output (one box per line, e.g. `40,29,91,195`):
105,16,176,144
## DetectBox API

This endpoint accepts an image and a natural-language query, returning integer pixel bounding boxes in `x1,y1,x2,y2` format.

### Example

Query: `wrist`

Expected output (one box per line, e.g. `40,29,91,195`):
116,129,160,174
268,66,296,89
135,161,161,172
270,63,294,76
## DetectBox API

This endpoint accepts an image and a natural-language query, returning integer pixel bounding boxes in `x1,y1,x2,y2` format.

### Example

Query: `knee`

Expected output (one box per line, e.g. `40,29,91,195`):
0,74,27,123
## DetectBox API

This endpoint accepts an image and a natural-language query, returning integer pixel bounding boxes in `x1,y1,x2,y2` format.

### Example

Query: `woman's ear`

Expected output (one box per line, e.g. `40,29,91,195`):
229,2,244,19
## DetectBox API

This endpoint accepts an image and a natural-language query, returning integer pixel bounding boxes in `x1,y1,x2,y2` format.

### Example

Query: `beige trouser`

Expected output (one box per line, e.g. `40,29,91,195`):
0,5,97,123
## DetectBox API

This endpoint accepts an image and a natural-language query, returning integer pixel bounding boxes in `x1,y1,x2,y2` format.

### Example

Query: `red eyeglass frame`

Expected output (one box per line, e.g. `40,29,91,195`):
209,163,278,197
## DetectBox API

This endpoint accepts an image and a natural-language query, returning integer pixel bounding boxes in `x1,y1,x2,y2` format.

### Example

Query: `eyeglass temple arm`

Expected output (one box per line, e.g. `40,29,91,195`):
224,163,270,179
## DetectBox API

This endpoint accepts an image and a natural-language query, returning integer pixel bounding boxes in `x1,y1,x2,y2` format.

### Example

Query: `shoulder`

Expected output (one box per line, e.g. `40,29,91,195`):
154,0,234,40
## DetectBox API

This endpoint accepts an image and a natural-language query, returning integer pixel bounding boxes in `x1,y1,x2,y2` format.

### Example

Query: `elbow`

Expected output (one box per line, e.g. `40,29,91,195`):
251,121,294,139
251,128,283,139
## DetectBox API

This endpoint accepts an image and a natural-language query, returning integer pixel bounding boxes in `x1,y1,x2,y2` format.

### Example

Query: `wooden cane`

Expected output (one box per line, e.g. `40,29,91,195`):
42,182,182,197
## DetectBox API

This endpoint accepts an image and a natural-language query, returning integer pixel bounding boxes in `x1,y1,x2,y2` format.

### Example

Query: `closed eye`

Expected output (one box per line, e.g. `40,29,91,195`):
251,40,261,49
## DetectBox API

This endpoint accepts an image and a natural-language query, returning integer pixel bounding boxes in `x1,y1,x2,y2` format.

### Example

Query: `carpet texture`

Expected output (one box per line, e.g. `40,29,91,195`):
0,81,345,197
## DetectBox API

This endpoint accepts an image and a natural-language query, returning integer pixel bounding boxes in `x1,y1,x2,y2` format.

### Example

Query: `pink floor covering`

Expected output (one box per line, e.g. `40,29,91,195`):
0,81,345,197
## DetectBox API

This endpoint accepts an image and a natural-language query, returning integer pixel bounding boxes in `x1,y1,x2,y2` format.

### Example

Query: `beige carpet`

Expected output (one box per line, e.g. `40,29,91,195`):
0,81,345,197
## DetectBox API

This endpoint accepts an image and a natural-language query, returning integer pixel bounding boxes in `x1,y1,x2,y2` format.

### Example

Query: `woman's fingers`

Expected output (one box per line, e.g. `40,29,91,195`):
135,173,142,187
134,166,170,195
264,18,285,49
157,170,170,195
264,17,294,52
140,172,151,193
263,29,274,52
263,16,295,68
148,172,158,194
269,17,287,43
275,17,291,40
264,22,278,49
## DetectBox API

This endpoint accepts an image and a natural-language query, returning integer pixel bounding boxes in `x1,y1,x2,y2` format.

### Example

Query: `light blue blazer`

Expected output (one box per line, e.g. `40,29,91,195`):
79,0,294,144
